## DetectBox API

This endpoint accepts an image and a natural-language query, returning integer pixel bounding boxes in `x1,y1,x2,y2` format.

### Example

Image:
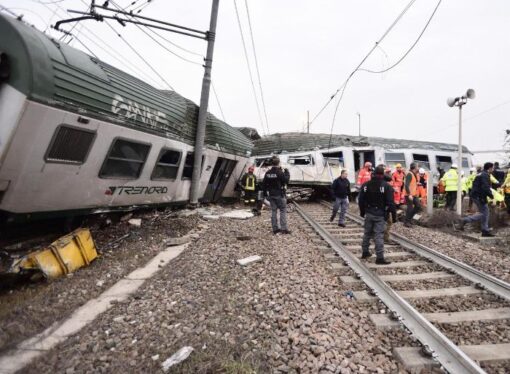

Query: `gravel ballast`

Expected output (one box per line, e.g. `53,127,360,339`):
23,210,408,373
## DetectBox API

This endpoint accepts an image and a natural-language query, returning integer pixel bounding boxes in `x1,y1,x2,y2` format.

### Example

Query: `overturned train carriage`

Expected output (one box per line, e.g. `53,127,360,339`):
0,14,252,223
250,132,472,192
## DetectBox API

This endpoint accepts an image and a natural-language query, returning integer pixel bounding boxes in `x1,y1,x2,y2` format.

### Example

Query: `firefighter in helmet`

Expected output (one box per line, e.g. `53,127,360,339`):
240,165,257,204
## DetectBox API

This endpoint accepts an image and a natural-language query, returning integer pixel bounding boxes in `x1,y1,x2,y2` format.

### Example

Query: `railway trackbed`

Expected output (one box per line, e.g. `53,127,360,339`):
294,201,510,374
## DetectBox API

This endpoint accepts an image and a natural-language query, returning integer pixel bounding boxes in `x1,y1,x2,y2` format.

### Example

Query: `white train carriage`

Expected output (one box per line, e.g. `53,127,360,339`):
251,133,472,191
0,14,252,223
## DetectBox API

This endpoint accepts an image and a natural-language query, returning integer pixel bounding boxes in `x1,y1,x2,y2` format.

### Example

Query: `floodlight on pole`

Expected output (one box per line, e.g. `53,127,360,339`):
446,89,476,216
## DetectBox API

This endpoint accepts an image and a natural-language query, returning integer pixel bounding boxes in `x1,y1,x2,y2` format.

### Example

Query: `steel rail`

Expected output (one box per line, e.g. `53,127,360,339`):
343,211,510,302
294,202,486,374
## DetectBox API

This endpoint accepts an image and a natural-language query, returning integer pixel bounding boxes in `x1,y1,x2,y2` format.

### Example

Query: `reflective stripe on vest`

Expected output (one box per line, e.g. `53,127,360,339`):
245,175,256,191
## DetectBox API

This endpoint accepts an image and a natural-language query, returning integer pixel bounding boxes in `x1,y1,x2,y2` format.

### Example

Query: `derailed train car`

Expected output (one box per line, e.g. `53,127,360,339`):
0,15,252,223
249,132,472,193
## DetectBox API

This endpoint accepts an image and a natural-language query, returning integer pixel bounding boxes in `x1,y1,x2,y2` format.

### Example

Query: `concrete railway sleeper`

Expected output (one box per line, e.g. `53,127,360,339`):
294,201,510,373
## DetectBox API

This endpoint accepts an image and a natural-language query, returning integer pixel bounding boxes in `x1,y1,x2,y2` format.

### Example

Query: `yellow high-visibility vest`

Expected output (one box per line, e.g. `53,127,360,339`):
245,175,256,191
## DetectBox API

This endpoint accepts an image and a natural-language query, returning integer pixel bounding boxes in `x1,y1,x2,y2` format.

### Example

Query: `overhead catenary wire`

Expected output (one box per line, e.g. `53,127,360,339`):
358,0,442,74
310,0,418,127
244,0,270,134
233,0,266,135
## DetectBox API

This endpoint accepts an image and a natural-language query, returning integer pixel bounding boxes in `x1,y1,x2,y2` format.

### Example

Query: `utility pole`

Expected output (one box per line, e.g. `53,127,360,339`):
307,110,310,133
190,0,220,206
357,112,361,136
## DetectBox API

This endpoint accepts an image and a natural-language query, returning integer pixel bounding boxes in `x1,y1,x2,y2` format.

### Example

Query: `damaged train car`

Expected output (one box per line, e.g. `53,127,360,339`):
0,14,252,223
248,131,472,193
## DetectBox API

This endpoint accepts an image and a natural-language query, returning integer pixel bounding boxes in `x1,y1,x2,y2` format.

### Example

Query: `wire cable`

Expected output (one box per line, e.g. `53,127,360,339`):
244,0,270,134
310,0,418,126
233,0,266,135
211,82,227,122
359,0,442,74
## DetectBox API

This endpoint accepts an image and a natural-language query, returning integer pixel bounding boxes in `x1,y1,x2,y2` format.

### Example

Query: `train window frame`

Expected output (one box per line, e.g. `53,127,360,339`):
436,155,452,171
151,148,182,181
287,154,314,166
384,152,406,168
99,137,152,180
255,157,273,167
412,153,430,170
44,124,96,165
181,152,205,180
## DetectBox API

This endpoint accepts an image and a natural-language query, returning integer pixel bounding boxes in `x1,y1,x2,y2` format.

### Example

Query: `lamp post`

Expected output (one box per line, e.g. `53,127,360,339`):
356,112,361,136
447,88,476,216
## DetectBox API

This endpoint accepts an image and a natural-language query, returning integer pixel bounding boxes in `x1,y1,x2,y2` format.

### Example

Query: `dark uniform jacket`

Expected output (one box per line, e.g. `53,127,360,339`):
263,167,290,197
332,177,350,199
358,176,396,220
471,171,493,204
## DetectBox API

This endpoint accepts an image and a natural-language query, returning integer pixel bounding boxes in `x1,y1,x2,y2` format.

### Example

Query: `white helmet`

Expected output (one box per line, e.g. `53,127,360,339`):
419,168,425,174
470,167,476,172
451,164,458,169
461,171,465,176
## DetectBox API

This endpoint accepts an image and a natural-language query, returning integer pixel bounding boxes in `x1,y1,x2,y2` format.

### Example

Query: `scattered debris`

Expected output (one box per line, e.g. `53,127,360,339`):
165,236,190,246
161,346,194,371
120,213,133,222
128,219,142,227
221,210,254,220
237,255,262,266
202,215,220,221
236,236,252,241
6,228,97,280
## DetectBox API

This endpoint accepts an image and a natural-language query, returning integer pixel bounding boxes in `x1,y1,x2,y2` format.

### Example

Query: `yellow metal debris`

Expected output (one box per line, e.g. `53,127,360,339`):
11,228,98,279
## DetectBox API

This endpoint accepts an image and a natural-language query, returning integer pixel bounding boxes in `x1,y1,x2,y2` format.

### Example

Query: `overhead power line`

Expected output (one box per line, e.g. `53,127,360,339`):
358,0,443,74
244,0,270,134
310,0,418,127
233,0,266,135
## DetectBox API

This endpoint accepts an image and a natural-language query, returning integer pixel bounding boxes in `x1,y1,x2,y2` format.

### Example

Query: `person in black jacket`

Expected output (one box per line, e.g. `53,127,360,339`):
263,156,291,234
493,162,505,186
458,162,495,237
330,169,350,227
358,165,396,265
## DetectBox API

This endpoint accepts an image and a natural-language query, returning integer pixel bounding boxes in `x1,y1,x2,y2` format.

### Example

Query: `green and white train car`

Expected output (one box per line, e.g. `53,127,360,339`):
0,14,252,222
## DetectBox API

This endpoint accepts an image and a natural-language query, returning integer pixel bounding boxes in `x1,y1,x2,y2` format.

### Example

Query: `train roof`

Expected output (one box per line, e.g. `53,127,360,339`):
252,132,471,156
0,14,252,156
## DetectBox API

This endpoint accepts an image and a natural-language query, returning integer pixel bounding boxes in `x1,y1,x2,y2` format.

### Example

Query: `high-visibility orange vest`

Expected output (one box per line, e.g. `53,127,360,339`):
407,172,418,197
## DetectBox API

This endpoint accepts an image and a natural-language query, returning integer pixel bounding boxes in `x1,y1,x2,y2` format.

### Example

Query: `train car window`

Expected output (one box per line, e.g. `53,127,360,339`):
151,149,181,180
255,157,272,167
384,152,406,168
436,156,452,172
412,154,430,170
182,152,205,180
322,151,344,167
99,139,150,179
45,125,96,164
462,157,469,168
288,155,313,165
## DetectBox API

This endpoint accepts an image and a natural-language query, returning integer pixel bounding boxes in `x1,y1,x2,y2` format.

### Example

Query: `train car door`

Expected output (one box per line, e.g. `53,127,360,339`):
202,157,238,202
353,150,375,182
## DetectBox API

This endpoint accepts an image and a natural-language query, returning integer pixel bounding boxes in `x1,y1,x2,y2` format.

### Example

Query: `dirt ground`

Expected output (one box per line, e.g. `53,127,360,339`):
0,210,199,354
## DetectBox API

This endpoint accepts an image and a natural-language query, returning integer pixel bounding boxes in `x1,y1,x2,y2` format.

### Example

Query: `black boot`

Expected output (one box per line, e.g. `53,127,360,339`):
330,214,335,222
481,231,495,237
375,258,391,265
361,252,372,259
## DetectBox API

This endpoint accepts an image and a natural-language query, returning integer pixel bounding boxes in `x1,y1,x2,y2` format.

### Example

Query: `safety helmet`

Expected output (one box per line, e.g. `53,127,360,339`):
419,168,425,174
451,164,458,169
364,162,372,168
461,171,465,176
470,167,476,172
395,163,402,168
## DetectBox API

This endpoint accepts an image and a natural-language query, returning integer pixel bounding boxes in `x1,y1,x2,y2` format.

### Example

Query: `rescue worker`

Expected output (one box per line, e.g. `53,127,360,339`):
240,166,257,204
404,163,421,227
383,166,397,244
357,162,373,187
461,171,469,197
457,162,495,237
358,165,395,265
330,169,351,227
262,156,291,234
466,167,478,212
391,163,406,206
440,164,459,211
493,162,505,185
503,170,510,214
416,168,428,208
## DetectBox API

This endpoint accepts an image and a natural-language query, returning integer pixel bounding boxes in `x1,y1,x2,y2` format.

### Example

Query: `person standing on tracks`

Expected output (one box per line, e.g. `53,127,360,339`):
391,163,406,206
263,156,291,235
330,169,350,227
357,162,373,187
440,164,459,210
404,163,421,228
240,166,257,205
503,170,510,215
383,166,396,244
358,165,395,265
456,162,495,237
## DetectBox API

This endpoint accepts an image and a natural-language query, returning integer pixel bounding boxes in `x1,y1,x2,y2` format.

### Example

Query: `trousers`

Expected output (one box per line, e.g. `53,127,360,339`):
362,213,386,260
332,197,349,224
445,191,457,210
463,199,490,231
269,196,288,231
405,196,421,223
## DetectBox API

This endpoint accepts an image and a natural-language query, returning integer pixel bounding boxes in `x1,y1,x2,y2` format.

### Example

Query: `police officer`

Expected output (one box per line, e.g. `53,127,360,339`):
263,156,291,234
358,165,395,265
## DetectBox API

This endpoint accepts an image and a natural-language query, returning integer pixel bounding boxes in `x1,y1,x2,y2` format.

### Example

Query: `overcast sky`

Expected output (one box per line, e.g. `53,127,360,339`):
2,0,510,155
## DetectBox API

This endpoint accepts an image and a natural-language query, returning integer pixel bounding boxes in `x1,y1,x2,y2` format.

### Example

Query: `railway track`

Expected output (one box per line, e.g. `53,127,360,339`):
295,201,510,373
